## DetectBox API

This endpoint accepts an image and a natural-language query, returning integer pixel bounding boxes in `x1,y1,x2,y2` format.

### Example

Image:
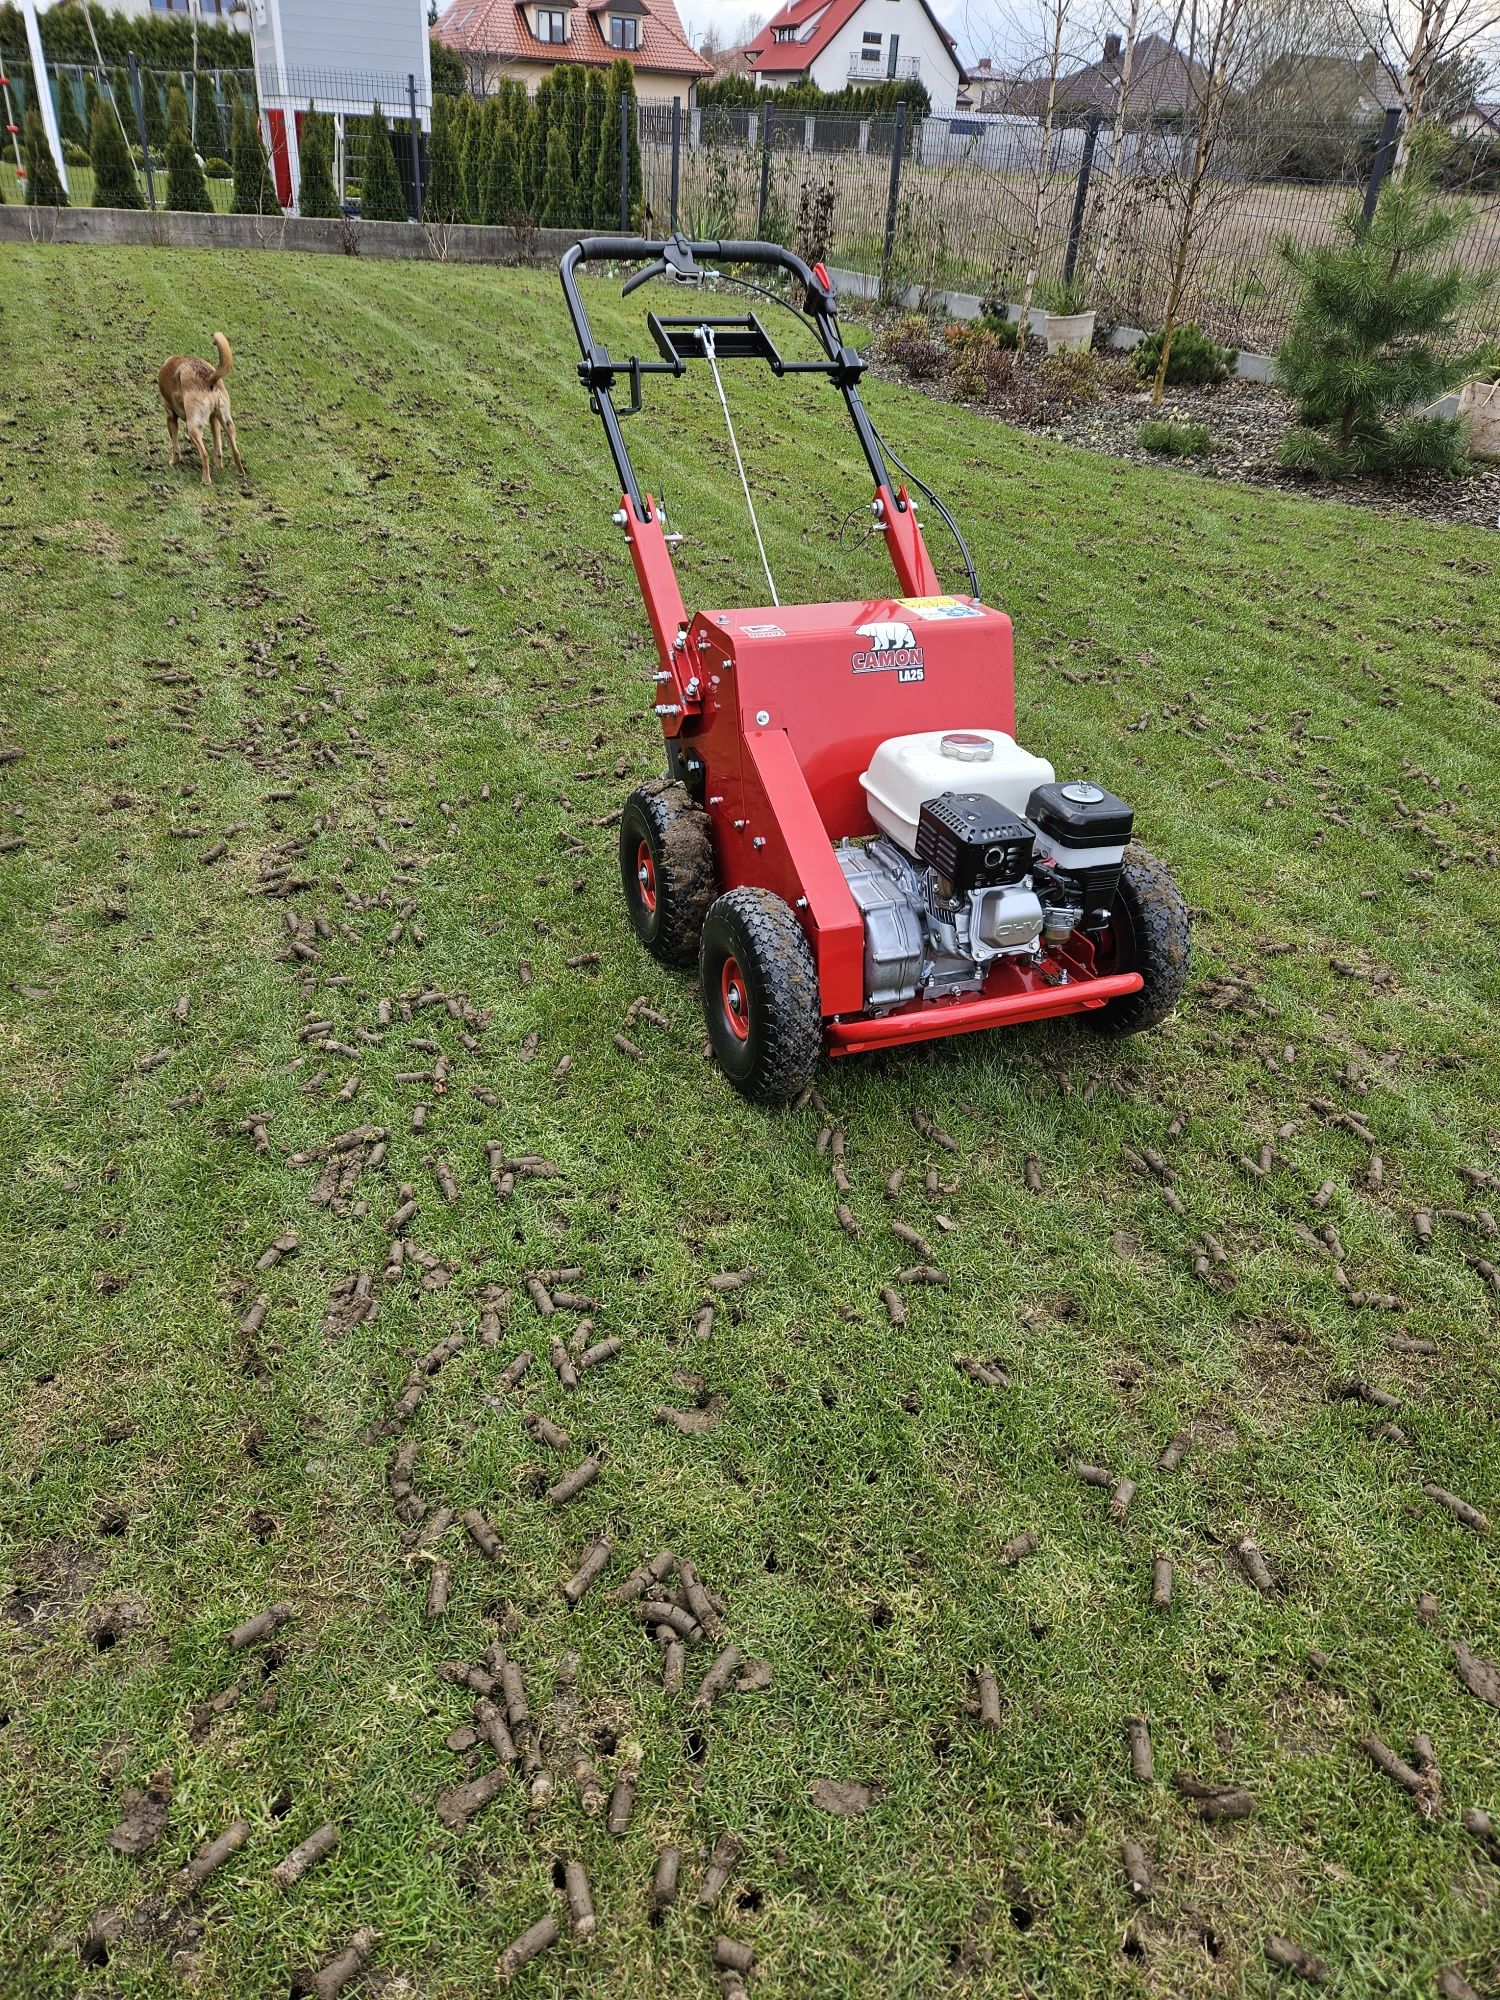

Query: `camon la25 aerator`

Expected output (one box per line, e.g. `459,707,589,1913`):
560,235,1191,1104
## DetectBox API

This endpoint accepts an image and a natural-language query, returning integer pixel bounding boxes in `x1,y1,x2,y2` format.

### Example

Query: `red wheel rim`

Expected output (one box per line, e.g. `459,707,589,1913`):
720,955,751,1041
635,840,657,915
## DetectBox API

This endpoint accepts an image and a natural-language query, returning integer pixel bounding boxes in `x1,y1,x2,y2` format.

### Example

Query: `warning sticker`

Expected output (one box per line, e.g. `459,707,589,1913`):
900,595,984,621
740,623,786,639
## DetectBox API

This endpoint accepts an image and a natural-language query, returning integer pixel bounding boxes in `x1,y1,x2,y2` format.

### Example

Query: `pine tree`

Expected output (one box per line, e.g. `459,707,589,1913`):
57,75,88,151
22,109,68,205
90,93,144,207
423,92,462,221
475,98,502,224
298,106,339,216
1276,150,1496,478
592,61,639,229
230,95,281,215
84,76,102,137
192,74,223,162
482,109,523,226
539,119,573,228
165,82,210,210
359,102,407,221
561,63,586,184
525,76,553,214
580,70,605,226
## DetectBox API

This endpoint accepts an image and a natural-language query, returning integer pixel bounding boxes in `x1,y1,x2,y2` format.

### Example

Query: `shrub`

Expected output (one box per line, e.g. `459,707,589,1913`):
63,140,91,167
359,103,408,221
1132,323,1237,387
944,322,1016,402
1275,147,1496,478
1038,274,1089,316
977,311,1020,348
481,110,523,229
204,156,231,179
22,109,67,205
1035,349,1103,407
881,314,944,380
192,76,223,161
89,94,143,207
298,109,339,218
164,83,211,211
1138,418,1213,458
423,92,462,222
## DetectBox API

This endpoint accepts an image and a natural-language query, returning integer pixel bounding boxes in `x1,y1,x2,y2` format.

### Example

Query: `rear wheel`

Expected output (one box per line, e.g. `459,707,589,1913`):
619,780,715,967
1086,844,1191,1037
699,888,822,1105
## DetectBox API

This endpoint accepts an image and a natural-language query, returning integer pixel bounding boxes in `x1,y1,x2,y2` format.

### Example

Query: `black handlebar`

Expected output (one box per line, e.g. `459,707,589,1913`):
560,234,895,517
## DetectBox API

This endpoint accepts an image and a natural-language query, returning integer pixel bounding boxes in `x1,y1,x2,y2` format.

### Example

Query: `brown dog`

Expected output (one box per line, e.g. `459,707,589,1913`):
157,332,245,486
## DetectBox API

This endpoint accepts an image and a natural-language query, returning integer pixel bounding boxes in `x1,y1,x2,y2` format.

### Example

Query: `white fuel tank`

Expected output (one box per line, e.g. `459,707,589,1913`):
860,730,1056,856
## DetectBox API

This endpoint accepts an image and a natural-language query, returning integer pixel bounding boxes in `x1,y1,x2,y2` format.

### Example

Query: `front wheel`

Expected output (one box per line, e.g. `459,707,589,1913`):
699,888,822,1105
619,780,715,967
1085,844,1191,1037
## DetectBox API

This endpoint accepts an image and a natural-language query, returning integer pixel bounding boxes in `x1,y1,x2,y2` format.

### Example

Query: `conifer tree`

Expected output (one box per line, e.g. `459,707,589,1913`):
539,119,573,228
359,101,407,220
525,75,553,212
483,109,523,224
422,92,462,222
230,95,281,214
165,81,210,209
561,63,586,181
23,108,68,205
580,70,605,225
298,107,339,216
84,75,102,137
141,70,168,151
90,92,144,207
592,59,640,228
459,96,487,222
57,75,88,150
474,96,502,223
1276,148,1496,477
192,74,223,161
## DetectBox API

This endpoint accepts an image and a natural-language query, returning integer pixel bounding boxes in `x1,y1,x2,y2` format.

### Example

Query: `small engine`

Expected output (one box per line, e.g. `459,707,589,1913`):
839,772,1134,1012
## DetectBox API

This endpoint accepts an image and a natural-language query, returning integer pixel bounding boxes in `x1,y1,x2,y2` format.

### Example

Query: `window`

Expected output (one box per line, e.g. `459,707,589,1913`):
862,30,882,44
535,7,568,38
773,25,798,39
610,14,639,46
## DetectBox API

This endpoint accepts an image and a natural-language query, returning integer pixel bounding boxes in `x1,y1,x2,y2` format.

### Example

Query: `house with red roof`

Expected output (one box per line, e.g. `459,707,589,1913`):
745,0,966,110
434,0,711,103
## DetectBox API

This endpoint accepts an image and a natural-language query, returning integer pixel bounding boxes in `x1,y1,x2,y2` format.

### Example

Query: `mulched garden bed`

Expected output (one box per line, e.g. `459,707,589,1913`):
870,347,1500,535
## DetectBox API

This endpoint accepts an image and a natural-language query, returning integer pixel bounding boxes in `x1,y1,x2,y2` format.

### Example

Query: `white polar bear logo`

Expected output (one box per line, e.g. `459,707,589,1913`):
855,620,917,652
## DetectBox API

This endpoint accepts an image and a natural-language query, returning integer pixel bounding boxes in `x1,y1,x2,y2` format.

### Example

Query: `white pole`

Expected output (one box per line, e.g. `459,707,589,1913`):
18,0,68,195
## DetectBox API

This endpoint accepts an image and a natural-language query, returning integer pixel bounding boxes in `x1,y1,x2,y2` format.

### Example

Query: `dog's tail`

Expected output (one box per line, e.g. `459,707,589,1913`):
209,332,233,385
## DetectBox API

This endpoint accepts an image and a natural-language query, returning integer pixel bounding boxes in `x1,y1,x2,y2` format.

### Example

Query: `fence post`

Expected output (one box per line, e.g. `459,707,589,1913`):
880,99,907,291
1362,105,1400,225
127,51,157,211
670,94,680,233
756,105,772,233
619,95,629,230
407,71,422,219
1062,105,1102,286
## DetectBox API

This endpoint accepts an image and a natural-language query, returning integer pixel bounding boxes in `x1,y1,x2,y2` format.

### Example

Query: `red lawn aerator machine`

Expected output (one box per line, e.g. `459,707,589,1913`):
561,236,1190,1104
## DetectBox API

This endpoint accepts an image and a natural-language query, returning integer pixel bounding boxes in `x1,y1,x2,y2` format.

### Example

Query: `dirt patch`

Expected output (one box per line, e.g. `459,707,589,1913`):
3,1539,102,1636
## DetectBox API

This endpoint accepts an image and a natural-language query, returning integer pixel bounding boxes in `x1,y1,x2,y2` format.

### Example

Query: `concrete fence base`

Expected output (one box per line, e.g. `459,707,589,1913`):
0,205,1277,385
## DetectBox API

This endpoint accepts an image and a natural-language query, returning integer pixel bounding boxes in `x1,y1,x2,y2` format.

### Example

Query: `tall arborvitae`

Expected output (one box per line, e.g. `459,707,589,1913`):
164,82,211,209
593,60,640,229
482,108,523,225
580,70,605,226
524,75,553,213
561,63,586,183
298,106,339,216
423,92,462,221
459,96,487,223
475,98,502,224
230,94,281,215
23,108,68,205
84,75,102,136
90,92,144,207
192,74,223,161
359,101,407,220
538,119,573,229
57,74,88,149
141,69,168,150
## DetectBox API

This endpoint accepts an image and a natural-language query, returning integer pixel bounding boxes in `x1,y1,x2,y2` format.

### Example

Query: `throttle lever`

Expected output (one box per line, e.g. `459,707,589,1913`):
621,260,667,298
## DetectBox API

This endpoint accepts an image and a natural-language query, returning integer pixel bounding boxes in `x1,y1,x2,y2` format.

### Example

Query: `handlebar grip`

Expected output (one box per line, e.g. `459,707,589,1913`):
621,260,667,299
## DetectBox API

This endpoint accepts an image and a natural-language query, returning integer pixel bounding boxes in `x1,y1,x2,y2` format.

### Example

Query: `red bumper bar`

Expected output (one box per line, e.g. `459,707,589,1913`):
824,972,1144,1055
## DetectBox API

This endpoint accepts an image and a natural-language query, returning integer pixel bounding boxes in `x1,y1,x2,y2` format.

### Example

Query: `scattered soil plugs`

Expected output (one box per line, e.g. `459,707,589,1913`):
498,1914,559,1981
1265,1936,1331,1983
178,1818,250,1892
308,1926,377,2000
270,1823,339,1891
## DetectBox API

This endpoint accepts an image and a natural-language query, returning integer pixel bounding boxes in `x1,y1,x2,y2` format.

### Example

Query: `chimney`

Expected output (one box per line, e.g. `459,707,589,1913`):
1103,32,1122,62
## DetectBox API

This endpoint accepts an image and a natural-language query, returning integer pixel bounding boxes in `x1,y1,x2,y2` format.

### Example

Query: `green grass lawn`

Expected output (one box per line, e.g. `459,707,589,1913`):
1,244,1498,2000
2,163,235,211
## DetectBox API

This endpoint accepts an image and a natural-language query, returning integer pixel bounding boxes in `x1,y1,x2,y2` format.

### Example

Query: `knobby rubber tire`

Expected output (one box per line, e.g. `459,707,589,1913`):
619,779,716,968
699,887,822,1105
1086,843,1191,1037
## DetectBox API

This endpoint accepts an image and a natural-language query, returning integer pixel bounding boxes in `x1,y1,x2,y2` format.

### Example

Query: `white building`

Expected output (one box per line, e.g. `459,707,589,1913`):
744,0,966,113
